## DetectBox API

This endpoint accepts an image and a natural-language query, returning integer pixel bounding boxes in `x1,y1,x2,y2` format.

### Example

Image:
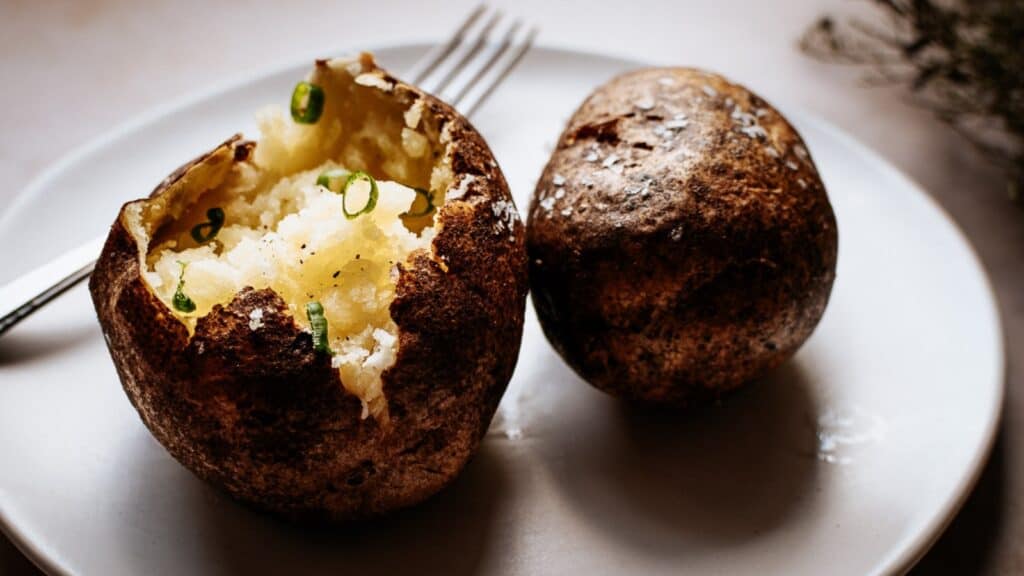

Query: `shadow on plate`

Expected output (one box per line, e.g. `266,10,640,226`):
114,428,510,576
0,322,96,366
537,359,820,556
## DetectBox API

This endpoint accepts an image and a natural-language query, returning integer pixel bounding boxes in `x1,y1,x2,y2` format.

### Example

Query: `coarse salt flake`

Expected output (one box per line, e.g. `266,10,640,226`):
248,308,264,330
491,199,519,234
446,174,476,201
731,107,768,139
635,98,655,111
354,73,393,91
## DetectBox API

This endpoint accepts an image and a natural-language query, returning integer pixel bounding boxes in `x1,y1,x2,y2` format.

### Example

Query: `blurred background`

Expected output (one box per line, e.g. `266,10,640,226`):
1,0,1020,574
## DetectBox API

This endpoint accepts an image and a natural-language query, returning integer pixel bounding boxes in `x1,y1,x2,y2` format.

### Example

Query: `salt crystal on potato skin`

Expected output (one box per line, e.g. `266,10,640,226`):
90,53,528,522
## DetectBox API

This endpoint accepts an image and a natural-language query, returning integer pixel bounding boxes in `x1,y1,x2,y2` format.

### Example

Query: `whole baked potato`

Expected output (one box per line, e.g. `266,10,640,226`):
90,53,528,521
528,68,837,405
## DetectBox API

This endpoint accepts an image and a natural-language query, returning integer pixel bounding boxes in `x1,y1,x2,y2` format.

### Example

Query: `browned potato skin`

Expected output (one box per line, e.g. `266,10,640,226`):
89,60,528,521
527,68,838,405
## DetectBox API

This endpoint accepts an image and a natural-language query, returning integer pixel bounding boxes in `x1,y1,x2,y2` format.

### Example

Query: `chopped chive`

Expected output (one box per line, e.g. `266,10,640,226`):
290,81,325,124
401,187,435,218
172,261,196,313
306,301,330,353
173,291,195,313
190,207,225,244
341,171,379,220
316,168,349,193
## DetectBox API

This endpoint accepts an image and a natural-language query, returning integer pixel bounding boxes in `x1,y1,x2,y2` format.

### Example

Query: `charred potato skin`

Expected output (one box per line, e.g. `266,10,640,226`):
89,61,528,521
527,68,837,405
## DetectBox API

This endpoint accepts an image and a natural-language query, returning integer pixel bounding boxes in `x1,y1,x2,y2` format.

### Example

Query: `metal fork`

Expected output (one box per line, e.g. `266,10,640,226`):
0,5,537,338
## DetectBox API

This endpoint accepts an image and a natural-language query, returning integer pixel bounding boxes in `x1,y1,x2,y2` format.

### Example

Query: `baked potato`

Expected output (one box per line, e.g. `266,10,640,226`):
527,67,837,405
89,53,528,521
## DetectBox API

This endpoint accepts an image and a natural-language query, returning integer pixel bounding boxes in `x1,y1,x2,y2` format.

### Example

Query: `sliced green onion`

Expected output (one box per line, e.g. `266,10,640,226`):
341,171,379,220
316,168,349,193
306,301,330,353
401,187,435,218
172,261,196,313
190,207,225,244
291,81,325,124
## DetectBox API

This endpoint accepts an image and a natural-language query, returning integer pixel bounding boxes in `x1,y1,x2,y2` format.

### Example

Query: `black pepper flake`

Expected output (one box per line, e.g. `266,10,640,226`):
355,254,361,260
332,270,340,278
301,243,307,250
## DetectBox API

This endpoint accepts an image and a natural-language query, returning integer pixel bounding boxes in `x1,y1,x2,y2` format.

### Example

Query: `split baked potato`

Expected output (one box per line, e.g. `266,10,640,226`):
90,53,528,521
528,67,838,405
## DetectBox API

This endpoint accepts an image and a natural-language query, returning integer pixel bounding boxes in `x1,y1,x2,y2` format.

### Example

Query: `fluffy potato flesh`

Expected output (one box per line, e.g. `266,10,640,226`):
138,57,453,421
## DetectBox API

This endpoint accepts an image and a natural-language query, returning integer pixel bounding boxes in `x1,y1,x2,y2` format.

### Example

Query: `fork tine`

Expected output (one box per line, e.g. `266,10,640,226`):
459,25,538,117
405,4,487,85
425,8,501,96
446,19,522,107
406,6,537,118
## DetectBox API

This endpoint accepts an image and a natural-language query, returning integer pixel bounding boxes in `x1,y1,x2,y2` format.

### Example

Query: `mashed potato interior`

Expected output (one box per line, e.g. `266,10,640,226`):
140,58,450,422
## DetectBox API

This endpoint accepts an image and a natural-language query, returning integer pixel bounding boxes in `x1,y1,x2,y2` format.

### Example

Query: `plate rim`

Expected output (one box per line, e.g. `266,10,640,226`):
0,41,1006,576
791,113,1005,576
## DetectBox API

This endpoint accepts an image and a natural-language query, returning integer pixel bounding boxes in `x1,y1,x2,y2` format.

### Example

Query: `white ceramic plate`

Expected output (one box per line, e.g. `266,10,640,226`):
0,44,1004,576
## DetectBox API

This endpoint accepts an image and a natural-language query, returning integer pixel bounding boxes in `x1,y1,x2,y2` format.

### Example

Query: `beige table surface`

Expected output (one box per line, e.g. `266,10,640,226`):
1,0,1020,574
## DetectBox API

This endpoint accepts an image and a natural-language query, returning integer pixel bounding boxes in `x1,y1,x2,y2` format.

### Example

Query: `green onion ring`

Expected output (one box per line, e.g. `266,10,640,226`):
172,261,196,313
341,171,379,220
290,81,325,124
316,168,349,193
306,301,330,353
190,207,225,244
401,187,435,218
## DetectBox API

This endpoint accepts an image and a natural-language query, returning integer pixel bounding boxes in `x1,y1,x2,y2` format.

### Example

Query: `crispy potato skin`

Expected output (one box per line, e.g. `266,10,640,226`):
527,68,838,405
90,59,528,521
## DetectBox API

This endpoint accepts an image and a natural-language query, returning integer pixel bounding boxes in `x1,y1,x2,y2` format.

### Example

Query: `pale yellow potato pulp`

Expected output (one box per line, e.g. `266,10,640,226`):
141,59,451,421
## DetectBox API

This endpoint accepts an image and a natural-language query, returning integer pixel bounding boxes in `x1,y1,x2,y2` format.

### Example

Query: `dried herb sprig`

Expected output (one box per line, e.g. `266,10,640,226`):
801,0,1024,201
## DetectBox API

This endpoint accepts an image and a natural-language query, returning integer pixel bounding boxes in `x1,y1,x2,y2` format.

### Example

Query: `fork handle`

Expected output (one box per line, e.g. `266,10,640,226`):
0,236,106,337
